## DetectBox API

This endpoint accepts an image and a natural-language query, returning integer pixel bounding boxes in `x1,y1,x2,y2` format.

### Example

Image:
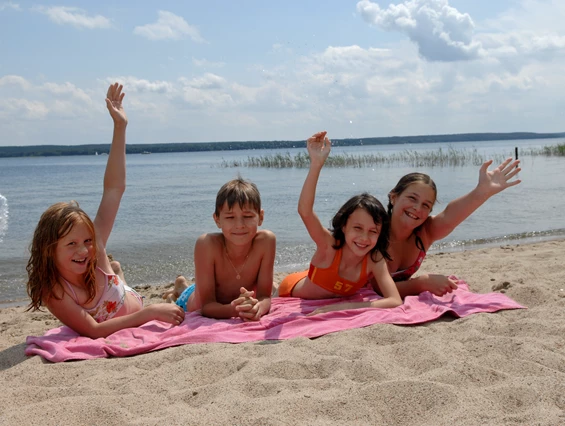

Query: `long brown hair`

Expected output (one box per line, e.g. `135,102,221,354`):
388,173,437,252
26,201,98,311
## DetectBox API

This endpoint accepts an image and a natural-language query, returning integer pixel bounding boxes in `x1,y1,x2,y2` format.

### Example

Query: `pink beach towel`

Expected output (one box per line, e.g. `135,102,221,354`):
25,277,524,362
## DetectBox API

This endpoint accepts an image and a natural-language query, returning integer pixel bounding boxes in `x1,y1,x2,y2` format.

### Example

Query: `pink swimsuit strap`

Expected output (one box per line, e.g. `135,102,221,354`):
62,267,127,323
390,250,426,282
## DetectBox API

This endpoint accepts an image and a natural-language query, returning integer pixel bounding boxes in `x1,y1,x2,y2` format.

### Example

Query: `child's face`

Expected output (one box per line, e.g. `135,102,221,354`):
213,202,264,245
390,182,435,230
342,208,380,256
54,221,94,278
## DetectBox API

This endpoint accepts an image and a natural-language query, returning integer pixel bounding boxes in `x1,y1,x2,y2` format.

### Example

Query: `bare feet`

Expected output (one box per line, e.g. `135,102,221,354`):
162,275,190,303
110,260,126,284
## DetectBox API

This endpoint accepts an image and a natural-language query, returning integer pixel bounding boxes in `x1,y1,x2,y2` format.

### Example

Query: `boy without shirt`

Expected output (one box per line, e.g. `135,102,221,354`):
171,177,276,320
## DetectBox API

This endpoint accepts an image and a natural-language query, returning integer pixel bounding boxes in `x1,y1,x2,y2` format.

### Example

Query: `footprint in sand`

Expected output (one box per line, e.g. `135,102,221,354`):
492,281,511,292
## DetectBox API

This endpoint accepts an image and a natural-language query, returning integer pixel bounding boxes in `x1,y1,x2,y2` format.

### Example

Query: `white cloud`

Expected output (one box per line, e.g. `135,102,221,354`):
0,2,20,11
42,82,93,104
357,0,482,62
104,77,174,94
0,77,101,123
133,11,204,42
0,75,30,89
181,73,226,90
192,58,225,68
0,98,49,120
33,6,111,29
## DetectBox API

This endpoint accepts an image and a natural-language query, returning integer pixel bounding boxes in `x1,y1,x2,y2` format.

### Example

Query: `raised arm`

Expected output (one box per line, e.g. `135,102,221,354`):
94,83,128,248
425,158,521,243
297,131,334,248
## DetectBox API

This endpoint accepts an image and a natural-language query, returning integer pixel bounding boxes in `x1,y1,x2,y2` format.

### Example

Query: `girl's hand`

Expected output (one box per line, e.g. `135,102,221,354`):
419,274,458,297
307,131,331,167
477,158,521,197
106,82,128,125
144,303,185,325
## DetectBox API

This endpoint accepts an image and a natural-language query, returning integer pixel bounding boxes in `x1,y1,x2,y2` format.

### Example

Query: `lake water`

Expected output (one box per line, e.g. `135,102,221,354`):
1,138,564,304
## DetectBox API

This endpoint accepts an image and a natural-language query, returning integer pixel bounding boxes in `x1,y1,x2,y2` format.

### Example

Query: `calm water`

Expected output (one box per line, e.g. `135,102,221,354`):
1,138,564,303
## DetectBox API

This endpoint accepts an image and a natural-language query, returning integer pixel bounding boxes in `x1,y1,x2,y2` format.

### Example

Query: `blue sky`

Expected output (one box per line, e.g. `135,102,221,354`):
0,0,564,146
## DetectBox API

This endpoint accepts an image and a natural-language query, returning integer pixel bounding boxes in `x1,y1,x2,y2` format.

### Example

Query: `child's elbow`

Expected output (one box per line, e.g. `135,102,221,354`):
390,297,403,308
81,327,108,339
297,207,312,221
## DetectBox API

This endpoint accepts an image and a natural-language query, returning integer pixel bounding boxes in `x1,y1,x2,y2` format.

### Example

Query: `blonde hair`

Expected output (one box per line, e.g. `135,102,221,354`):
26,201,98,311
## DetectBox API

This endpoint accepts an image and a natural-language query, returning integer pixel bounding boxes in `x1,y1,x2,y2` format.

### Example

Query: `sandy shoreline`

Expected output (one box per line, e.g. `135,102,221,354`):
1,240,565,425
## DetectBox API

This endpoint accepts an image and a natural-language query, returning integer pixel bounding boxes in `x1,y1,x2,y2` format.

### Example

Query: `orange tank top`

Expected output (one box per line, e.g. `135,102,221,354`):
307,248,369,296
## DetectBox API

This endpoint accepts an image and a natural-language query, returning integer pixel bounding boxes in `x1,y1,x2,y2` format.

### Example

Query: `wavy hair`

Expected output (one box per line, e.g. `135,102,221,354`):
26,201,98,311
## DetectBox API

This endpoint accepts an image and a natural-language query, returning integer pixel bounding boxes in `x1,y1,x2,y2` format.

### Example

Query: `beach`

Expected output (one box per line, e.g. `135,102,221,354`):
1,239,564,425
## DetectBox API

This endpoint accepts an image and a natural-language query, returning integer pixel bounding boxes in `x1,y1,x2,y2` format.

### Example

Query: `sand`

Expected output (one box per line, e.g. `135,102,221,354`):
1,240,564,425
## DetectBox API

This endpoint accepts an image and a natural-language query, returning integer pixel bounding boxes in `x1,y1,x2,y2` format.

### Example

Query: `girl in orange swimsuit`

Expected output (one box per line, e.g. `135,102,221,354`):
277,131,402,315
378,156,521,299
26,83,185,338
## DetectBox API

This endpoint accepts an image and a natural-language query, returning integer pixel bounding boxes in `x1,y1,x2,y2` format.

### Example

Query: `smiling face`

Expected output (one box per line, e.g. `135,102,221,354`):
54,220,95,279
213,202,264,246
390,182,436,230
342,208,381,256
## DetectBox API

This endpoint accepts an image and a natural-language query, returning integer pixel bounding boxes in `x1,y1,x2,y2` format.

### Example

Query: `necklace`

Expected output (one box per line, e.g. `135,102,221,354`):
225,245,250,280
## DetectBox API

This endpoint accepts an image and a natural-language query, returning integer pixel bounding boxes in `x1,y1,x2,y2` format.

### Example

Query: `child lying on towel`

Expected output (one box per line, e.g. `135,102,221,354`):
277,131,402,315
164,177,276,321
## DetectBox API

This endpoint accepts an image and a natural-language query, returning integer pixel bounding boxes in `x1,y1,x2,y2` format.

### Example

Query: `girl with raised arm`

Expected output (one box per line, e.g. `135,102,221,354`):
278,131,402,314
375,159,521,298
26,83,185,338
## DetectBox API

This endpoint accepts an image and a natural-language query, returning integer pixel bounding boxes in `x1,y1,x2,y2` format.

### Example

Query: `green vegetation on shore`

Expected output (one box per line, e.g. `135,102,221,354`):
525,143,565,157
223,142,565,168
221,148,509,168
1,132,564,158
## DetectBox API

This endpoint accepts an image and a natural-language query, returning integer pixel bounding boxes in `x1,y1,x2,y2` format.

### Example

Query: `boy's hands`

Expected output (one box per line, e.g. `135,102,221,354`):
106,82,128,125
307,131,331,167
231,287,261,321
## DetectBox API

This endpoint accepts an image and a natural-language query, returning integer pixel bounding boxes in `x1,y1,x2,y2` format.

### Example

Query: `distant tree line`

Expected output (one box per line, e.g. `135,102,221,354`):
1,132,564,158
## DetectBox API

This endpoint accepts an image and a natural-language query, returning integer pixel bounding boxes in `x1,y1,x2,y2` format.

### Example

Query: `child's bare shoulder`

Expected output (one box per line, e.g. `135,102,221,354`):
253,229,276,245
195,232,225,250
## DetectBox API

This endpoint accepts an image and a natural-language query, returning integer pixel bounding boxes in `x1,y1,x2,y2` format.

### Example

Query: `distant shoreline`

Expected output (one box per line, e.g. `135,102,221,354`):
1,131,564,158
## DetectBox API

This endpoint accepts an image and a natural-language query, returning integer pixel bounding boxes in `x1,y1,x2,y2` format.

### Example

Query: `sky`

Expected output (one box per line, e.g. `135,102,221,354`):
0,0,564,147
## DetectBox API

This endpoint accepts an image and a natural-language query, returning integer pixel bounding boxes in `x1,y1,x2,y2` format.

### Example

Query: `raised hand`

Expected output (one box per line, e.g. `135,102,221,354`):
105,82,127,125
477,158,521,197
307,131,331,167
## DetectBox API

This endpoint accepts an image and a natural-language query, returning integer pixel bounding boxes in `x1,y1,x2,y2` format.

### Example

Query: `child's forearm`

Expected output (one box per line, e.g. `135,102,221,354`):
103,123,127,193
201,301,237,319
298,166,322,218
392,278,426,299
256,297,271,316
369,296,402,309
74,309,152,339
